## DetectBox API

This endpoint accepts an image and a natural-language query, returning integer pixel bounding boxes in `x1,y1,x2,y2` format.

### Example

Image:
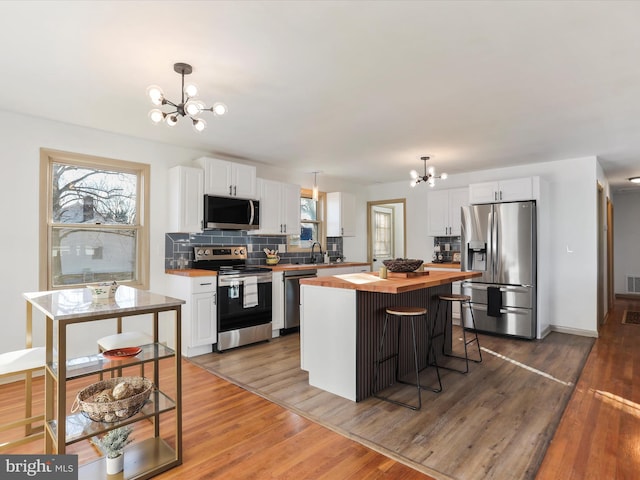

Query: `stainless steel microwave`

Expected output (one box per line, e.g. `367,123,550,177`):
203,195,260,230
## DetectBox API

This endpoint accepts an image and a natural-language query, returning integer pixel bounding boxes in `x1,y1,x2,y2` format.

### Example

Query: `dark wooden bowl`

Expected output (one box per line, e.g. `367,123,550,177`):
382,259,424,273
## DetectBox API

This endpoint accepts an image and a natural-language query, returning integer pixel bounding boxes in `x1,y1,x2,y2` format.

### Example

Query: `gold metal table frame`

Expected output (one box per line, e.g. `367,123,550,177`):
24,286,184,480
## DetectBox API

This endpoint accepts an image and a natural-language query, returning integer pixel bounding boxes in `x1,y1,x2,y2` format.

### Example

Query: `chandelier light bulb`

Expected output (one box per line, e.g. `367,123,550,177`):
184,83,198,98
184,100,201,116
410,169,418,179
166,115,178,127
213,102,228,116
441,172,448,180
193,118,206,132
148,109,164,124
146,85,164,105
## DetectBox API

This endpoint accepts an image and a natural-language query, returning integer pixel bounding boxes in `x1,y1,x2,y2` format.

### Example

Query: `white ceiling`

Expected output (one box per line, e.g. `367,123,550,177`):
2,1,640,190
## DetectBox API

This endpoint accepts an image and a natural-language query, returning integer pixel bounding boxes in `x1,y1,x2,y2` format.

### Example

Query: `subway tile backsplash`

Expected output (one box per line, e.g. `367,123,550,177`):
432,235,461,263
165,231,343,269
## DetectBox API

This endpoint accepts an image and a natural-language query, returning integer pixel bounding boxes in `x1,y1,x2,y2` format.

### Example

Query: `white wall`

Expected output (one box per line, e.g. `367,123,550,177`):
1,109,605,361
0,111,367,358
365,156,602,337
612,190,640,293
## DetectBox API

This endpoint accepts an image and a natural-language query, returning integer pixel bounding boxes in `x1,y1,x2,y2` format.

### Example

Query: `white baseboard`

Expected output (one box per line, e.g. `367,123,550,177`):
549,325,599,338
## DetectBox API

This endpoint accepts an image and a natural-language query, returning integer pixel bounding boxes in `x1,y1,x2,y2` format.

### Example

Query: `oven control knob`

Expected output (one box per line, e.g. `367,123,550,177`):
196,249,204,256
233,248,240,255
204,249,211,255
238,248,245,255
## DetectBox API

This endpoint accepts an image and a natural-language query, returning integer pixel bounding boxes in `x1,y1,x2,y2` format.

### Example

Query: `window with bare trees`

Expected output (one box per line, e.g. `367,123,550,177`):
40,149,150,290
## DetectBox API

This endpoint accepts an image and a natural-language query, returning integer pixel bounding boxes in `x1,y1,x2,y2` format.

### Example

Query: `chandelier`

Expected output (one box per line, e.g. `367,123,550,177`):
147,62,227,132
410,156,447,187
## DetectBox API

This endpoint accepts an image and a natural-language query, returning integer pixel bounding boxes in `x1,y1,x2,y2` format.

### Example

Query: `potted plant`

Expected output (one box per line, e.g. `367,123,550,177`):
92,426,133,475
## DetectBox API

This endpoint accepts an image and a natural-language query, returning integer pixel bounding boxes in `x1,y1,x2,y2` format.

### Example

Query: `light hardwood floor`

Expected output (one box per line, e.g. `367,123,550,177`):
535,297,640,479
2,298,637,479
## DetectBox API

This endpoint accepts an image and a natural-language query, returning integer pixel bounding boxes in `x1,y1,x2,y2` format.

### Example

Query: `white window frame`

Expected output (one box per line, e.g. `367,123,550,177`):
373,209,393,259
39,148,150,290
287,188,326,252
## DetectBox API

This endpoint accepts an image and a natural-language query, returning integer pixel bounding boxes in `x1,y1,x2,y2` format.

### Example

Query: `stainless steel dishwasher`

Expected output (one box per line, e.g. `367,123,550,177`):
284,269,317,333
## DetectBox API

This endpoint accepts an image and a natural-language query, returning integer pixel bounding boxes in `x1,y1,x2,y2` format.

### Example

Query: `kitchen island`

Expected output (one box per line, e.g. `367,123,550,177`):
299,270,481,401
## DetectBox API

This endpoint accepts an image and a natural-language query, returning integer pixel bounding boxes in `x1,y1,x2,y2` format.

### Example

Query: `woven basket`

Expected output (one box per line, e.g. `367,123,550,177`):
382,258,424,273
72,377,153,423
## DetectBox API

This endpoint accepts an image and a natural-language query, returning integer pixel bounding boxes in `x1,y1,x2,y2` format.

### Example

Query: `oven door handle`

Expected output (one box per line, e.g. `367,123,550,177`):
218,276,272,287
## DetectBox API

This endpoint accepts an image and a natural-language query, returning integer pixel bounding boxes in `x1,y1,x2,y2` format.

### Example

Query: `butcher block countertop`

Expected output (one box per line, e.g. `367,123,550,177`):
300,270,480,294
165,262,370,277
165,269,218,277
424,262,461,269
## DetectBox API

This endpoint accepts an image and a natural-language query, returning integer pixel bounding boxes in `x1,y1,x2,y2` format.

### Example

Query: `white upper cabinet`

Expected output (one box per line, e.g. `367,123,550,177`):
252,178,301,235
469,177,538,204
327,192,356,237
281,182,301,235
195,156,257,198
427,187,468,236
168,165,204,233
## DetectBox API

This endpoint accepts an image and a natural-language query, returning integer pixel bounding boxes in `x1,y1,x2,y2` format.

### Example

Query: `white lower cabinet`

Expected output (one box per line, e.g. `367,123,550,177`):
167,275,217,357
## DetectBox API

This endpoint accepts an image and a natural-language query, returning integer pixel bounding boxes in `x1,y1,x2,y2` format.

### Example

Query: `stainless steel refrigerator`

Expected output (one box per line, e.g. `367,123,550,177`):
461,201,536,339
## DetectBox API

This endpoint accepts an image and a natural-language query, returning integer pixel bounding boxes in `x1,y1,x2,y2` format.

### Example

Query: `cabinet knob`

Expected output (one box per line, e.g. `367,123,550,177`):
229,185,233,196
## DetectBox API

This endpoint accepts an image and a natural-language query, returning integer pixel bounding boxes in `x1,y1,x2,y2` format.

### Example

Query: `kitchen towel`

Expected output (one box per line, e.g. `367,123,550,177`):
487,286,502,317
243,276,258,308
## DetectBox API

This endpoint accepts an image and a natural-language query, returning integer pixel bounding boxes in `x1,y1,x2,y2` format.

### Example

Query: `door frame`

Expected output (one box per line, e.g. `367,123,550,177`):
367,198,407,269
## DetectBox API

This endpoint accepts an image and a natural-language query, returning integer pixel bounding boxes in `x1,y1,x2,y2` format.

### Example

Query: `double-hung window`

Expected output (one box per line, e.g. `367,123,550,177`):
373,210,393,258
288,189,325,251
40,149,150,290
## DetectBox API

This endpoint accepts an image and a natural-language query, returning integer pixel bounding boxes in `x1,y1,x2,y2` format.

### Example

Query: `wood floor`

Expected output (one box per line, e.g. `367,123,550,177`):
190,327,593,480
535,297,640,480
1,298,638,479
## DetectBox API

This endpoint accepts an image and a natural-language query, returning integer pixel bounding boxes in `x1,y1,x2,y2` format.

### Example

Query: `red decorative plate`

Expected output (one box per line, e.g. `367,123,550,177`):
102,347,142,360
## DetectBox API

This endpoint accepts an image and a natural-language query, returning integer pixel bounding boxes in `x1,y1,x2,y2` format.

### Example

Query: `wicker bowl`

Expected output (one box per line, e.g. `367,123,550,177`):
72,377,153,423
382,258,424,273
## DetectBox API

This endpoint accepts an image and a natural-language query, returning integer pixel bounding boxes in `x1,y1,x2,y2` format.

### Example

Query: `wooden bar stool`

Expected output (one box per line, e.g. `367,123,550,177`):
373,306,441,410
0,347,45,451
431,293,482,374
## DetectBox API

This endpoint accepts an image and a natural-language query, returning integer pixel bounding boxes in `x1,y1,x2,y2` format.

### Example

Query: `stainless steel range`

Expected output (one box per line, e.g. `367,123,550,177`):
193,246,272,352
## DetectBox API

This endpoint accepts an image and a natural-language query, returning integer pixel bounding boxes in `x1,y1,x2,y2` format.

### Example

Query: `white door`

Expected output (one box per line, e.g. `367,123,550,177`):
370,204,402,272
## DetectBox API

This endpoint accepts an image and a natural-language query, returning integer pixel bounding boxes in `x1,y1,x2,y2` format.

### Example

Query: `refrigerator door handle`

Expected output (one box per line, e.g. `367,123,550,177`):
489,209,497,279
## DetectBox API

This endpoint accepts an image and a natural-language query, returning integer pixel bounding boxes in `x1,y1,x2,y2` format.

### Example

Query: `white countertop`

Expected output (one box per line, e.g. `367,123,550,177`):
24,286,185,322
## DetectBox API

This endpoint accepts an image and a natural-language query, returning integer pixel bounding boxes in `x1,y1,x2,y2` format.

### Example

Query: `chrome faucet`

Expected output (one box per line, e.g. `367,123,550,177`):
310,242,323,263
